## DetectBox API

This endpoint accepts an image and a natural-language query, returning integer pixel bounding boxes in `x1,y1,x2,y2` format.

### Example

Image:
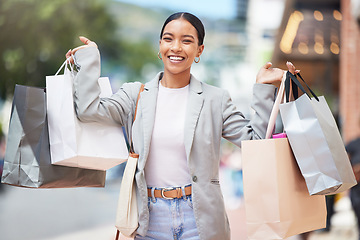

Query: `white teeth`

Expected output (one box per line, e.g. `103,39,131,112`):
169,56,184,61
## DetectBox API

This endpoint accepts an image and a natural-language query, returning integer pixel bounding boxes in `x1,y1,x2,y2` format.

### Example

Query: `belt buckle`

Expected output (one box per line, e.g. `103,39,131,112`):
161,187,175,200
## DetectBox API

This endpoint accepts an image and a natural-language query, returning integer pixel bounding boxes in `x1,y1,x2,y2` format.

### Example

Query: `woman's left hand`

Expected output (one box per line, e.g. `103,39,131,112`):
256,61,299,87
65,36,98,64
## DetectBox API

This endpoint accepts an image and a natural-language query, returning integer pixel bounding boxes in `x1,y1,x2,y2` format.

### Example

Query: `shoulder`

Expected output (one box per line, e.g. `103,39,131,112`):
114,82,144,104
201,82,232,107
201,81,225,93
190,75,227,99
119,72,160,100
121,81,143,91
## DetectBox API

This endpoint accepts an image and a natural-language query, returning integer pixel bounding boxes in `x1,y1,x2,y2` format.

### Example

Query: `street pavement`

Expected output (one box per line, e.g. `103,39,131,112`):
0,177,122,240
0,177,358,240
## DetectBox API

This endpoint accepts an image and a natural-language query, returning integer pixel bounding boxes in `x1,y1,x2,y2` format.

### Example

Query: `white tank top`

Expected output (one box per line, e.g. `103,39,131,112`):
145,82,191,188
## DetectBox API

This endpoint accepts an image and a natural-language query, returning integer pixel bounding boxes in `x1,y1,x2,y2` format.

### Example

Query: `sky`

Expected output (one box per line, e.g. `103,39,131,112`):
117,0,237,19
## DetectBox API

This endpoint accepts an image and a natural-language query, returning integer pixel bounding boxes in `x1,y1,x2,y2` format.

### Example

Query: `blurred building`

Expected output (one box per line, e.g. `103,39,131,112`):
236,0,249,20
247,0,285,68
272,0,341,99
271,0,360,142
340,0,360,143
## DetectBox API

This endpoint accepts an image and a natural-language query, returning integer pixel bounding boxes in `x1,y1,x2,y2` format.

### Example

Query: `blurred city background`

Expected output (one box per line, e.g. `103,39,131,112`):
1,0,360,239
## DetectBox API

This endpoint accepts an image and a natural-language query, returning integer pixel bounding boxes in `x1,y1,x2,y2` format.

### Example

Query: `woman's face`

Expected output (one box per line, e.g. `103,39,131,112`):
159,18,204,77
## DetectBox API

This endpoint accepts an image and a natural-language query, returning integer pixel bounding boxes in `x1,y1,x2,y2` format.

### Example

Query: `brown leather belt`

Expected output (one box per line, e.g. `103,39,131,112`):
147,185,192,199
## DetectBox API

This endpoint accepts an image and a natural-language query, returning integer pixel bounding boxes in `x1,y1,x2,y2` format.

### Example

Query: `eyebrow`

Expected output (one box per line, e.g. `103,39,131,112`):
162,32,195,40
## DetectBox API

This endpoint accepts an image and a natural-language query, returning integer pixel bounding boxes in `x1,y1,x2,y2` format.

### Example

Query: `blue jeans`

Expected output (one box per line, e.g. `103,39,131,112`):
135,195,200,240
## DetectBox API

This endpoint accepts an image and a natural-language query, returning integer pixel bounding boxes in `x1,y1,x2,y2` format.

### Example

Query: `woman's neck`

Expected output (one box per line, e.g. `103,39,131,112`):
161,71,191,88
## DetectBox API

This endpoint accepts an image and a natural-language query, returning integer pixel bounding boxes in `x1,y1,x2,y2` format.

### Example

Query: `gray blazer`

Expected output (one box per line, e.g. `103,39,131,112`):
73,47,276,240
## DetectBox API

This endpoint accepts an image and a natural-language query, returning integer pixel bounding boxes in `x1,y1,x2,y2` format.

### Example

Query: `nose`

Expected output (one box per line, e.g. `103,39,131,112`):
171,40,182,52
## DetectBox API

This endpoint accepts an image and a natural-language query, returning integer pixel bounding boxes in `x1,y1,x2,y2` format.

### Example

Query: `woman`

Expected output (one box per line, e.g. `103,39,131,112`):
66,12,296,240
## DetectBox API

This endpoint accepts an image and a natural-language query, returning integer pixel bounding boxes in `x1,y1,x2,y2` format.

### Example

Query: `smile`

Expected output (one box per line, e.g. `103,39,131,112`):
169,56,185,61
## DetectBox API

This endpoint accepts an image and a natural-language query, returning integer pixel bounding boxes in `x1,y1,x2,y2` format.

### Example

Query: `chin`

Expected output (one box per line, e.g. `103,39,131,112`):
164,65,191,75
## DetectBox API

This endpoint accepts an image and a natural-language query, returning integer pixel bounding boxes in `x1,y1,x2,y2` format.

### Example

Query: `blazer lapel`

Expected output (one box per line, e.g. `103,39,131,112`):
184,75,204,161
138,74,160,170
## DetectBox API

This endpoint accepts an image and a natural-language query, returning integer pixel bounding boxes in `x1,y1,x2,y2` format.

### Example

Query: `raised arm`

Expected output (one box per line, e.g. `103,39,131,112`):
222,61,298,146
67,37,139,126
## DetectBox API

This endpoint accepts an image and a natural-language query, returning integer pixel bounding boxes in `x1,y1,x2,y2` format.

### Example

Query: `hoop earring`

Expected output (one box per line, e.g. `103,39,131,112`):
158,52,162,60
194,57,200,63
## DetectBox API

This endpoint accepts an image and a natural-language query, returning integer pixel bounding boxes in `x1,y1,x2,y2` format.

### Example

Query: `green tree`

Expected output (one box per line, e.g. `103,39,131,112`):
0,0,160,100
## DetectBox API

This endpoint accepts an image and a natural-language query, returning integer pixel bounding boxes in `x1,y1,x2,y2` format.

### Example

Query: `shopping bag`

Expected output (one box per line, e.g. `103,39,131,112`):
1,84,106,188
279,72,356,195
242,73,326,239
46,60,128,170
242,138,326,239
115,84,144,239
115,153,139,238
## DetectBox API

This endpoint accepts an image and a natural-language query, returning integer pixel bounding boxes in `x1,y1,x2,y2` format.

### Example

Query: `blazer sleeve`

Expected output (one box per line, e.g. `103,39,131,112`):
73,47,140,126
222,83,276,146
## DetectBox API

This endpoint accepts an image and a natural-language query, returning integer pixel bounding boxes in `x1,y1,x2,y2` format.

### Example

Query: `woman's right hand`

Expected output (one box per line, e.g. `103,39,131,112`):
256,61,299,88
65,36,98,64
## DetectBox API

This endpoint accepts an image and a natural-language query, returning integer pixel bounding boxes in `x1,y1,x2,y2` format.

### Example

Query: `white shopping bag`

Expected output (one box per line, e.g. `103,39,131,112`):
46,60,128,170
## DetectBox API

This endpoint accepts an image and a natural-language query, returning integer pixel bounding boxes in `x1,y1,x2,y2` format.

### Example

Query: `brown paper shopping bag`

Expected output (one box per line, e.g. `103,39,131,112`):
241,72,326,239
242,138,326,239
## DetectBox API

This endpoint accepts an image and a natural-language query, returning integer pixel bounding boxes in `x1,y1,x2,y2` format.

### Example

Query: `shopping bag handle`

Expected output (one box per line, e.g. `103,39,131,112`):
128,84,145,154
265,71,286,139
285,71,299,101
286,71,319,102
265,70,320,139
55,56,75,76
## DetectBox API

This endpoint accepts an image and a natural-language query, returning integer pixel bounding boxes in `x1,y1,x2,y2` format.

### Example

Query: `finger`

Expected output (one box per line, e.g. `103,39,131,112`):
79,36,91,45
263,62,272,69
65,49,72,59
79,36,98,48
65,49,74,64
66,56,74,64
286,61,296,74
